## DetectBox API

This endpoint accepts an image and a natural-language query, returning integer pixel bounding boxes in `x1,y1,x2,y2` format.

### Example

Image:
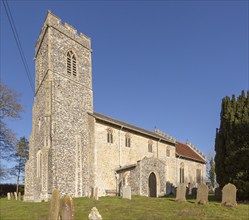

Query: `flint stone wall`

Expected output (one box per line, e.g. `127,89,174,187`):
130,157,166,197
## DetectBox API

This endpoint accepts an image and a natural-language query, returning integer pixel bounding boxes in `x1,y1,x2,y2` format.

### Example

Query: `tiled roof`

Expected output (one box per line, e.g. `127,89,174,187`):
176,142,206,163
89,112,176,145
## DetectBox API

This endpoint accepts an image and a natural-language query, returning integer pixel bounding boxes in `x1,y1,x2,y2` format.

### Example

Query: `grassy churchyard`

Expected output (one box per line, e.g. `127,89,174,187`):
0,195,248,220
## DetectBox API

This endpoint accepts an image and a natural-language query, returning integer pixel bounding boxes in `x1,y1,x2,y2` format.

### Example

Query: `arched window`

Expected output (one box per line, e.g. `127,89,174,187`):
107,128,113,144
67,51,77,77
125,133,131,147
166,147,170,157
148,140,153,153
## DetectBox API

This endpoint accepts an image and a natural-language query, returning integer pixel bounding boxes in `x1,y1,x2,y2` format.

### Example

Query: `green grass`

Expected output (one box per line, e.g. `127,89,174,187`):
0,195,248,220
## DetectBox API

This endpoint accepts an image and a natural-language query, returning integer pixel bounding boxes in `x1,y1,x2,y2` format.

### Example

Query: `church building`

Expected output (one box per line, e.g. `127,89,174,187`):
24,11,206,202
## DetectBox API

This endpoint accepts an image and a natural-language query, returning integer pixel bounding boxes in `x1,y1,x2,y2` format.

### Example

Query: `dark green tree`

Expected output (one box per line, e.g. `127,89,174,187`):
11,137,29,194
215,90,249,200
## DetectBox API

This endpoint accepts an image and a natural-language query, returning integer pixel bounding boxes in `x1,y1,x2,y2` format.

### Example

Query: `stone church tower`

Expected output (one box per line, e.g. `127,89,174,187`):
24,11,94,201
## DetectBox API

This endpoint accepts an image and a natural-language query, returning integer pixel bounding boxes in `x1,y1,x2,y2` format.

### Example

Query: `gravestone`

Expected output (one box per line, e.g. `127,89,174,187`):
215,187,222,201
48,189,61,220
88,207,102,220
14,192,17,200
122,186,131,200
175,183,186,202
94,187,99,200
10,192,14,199
7,192,11,200
191,187,197,196
61,195,74,220
222,183,237,207
195,183,209,205
18,192,21,201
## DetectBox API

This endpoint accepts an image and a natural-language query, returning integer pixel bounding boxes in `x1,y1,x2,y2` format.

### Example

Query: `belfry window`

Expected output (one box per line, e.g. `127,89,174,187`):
107,128,113,144
67,51,77,77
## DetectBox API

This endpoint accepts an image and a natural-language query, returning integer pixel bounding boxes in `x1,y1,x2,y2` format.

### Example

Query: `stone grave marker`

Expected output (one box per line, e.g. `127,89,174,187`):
175,183,186,202
88,207,102,220
215,187,222,201
7,192,11,200
122,186,131,200
195,183,209,205
222,183,237,207
94,187,99,200
14,192,17,200
48,189,60,220
191,187,197,196
10,192,14,199
61,195,74,220
18,192,21,201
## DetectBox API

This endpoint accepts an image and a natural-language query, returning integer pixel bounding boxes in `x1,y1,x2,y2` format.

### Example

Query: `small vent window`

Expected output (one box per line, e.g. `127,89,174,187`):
67,51,77,77
107,128,113,144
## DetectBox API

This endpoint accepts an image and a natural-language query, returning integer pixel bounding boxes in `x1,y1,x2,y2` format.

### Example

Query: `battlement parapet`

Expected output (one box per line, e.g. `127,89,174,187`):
153,129,176,143
186,142,206,160
35,10,91,55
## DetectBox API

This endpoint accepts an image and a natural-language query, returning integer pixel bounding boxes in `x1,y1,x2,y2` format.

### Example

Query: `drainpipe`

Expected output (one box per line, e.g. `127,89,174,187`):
119,126,123,167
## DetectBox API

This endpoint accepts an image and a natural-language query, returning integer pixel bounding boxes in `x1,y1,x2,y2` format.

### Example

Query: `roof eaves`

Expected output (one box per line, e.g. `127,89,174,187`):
89,112,176,145
176,153,206,164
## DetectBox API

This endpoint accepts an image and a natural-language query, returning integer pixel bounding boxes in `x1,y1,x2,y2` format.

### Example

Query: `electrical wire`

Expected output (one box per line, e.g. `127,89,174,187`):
2,0,35,93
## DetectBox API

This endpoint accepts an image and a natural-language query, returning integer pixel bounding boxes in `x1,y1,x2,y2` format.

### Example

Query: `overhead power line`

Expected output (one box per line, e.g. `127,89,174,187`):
3,0,35,93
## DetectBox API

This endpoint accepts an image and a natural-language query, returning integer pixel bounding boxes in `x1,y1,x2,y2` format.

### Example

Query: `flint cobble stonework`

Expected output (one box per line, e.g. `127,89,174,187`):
24,11,206,201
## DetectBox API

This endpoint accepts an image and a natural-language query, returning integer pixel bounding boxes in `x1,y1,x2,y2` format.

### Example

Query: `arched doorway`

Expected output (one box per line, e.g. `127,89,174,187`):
149,172,157,197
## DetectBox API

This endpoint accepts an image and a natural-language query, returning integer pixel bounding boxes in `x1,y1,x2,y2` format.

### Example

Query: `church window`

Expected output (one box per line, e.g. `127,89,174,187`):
107,128,113,143
67,51,77,77
148,140,153,153
125,134,131,147
166,148,170,157
196,169,201,183
180,162,184,183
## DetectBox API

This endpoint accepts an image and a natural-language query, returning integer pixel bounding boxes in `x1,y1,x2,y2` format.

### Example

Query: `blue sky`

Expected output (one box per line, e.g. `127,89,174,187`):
1,0,248,158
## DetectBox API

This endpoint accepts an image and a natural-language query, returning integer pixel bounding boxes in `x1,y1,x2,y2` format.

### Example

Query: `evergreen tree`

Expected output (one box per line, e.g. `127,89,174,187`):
215,90,249,200
11,137,29,194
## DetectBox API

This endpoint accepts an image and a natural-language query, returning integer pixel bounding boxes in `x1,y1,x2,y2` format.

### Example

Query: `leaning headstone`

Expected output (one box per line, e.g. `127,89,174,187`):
215,187,222,201
61,195,74,220
94,187,99,200
18,192,21,201
7,192,11,200
175,183,186,202
88,207,102,220
122,186,131,200
222,183,237,207
10,192,14,200
191,187,197,196
48,189,61,220
195,183,209,205
14,192,17,200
